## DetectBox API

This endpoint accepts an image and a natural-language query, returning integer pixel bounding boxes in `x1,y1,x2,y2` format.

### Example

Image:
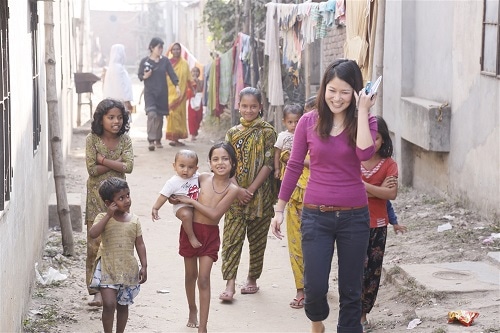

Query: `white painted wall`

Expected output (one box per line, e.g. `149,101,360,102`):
383,0,499,218
178,0,214,65
0,0,79,331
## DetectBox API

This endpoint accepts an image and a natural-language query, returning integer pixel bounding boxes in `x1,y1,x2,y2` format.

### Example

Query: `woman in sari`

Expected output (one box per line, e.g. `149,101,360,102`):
165,42,192,146
219,87,278,302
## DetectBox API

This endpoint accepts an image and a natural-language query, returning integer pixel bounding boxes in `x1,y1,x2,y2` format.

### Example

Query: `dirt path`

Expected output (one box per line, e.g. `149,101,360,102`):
24,106,499,333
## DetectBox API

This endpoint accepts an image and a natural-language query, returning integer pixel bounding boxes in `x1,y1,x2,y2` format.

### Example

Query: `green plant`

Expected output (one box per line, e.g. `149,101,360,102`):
23,305,58,333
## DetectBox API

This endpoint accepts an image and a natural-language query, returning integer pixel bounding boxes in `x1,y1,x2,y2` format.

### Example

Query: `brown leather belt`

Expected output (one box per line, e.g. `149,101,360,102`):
303,203,366,212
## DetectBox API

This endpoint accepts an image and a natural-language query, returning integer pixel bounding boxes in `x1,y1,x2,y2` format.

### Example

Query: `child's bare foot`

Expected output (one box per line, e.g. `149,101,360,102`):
88,292,102,307
189,235,202,248
187,307,198,328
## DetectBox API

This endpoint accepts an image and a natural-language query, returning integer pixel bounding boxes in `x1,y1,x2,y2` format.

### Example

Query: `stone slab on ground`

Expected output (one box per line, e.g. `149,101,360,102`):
48,192,82,232
399,261,499,293
487,251,500,264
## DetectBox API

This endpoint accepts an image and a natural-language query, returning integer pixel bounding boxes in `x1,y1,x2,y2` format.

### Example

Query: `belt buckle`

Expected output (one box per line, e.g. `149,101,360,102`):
319,205,327,212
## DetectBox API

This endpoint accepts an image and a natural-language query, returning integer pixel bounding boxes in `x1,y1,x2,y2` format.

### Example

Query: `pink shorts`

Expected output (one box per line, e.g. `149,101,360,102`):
179,222,220,262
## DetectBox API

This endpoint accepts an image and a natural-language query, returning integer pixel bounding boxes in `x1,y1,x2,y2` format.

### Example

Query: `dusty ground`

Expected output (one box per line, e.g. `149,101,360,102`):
23,108,499,333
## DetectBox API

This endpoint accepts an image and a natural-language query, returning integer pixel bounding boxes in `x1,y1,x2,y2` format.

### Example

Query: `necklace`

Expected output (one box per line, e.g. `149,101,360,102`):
212,178,231,194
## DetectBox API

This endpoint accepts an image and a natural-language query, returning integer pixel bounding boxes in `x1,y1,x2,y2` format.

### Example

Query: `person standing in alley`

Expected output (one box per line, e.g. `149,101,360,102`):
219,87,278,302
85,98,134,307
271,96,316,310
187,66,204,142
165,42,191,147
138,37,180,151
89,177,147,333
171,142,240,333
271,59,377,333
102,44,134,117
360,116,407,332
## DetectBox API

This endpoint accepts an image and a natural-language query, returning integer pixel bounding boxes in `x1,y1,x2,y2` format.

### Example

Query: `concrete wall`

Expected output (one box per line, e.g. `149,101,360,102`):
383,0,499,218
178,0,213,65
0,0,77,331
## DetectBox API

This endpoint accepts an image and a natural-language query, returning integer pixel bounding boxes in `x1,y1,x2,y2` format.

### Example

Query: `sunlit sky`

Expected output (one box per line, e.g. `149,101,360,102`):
89,0,139,11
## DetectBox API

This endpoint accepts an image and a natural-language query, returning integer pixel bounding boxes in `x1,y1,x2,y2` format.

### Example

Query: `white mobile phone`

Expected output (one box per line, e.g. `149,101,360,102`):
370,76,382,94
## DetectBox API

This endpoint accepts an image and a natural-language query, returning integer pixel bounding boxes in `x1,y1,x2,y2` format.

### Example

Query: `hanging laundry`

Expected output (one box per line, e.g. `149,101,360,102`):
218,49,233,106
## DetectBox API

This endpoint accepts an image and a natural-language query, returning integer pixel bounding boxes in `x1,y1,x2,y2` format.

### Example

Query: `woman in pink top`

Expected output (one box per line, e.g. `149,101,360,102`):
271,59,378,333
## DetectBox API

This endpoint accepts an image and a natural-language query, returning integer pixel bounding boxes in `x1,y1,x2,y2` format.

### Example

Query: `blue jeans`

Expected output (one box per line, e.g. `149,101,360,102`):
301,206,370,333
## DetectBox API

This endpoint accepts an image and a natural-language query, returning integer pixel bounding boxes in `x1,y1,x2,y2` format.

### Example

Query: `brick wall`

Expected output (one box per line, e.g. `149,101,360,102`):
322,25,347,67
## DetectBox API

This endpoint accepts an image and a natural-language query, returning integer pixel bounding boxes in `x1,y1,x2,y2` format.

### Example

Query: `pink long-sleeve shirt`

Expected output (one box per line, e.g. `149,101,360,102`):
279,111,377,207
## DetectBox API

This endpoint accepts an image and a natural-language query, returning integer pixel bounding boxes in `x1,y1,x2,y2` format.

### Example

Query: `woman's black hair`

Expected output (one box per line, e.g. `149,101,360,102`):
239,87,263,117
148,37,164,51
283,103,303,119
376,115,393,158
98,177,129,202
209,141,237,178
91,98,130,136
315,59,363,143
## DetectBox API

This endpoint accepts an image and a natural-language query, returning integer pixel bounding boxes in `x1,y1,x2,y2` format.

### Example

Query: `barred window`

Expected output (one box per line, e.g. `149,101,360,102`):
30,0,41,150
482,0,500,76
1,0,12,211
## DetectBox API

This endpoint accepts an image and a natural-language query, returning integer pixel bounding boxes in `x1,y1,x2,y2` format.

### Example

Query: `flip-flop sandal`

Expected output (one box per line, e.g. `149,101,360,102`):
289,296,304,309
219,290,235,302
240,285,259,294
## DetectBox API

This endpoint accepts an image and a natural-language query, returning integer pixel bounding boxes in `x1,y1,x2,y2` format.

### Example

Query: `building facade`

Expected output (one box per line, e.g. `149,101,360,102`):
0,0,85,331
383,0,499,218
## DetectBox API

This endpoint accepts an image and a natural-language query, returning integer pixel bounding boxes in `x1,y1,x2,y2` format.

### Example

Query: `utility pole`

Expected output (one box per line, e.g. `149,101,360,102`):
230,0,241,125
165,1,174,46
45,0,75,257
243,0,250,34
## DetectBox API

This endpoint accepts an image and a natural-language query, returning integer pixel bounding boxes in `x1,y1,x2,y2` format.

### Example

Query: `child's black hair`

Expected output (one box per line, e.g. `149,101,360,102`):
304,95,317,111
376,115,394,158
98,177,129,202
91,98,130,136
209,141,237,178
283,104,303,119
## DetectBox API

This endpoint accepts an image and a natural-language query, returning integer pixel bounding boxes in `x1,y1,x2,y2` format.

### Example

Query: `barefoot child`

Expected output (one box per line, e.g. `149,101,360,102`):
172,142,239,333
152,149,202,248
89,177,147,333
85,98,134,307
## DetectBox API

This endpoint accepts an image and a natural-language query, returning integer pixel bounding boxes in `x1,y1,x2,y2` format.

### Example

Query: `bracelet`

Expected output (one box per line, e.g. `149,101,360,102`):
101,157,106,165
